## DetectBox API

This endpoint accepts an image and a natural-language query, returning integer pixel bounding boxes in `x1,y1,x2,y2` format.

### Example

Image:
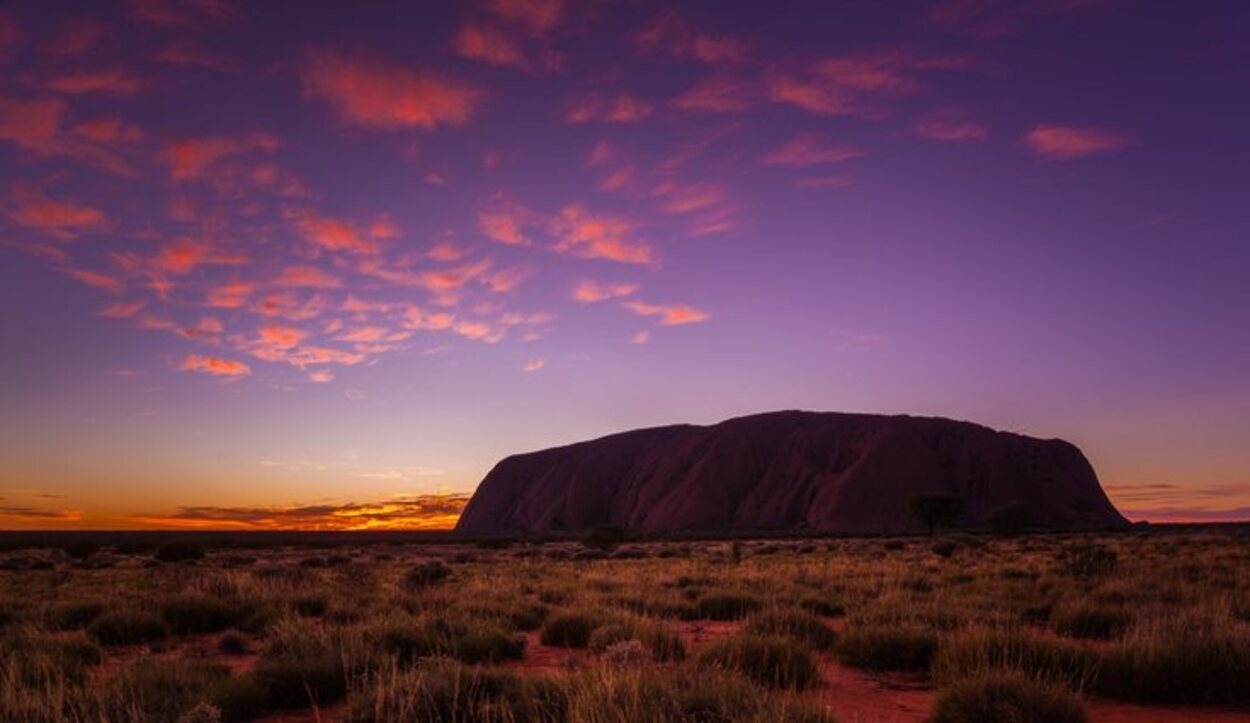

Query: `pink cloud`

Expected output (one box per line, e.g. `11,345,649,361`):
630,329,651,344
637,10,749,64
166,133,279,181
46,68,145,95
307,369,334,383
276,265,342,289
453,23,533,70
487,0,564,35
768,53,943,118
552,205,656,265
478,198,538,246
5,184,109,239
522,358,545,372
205,280,253,309
565,94,654,124
1024,124,1131,159
181,354,251,377
65,268,125,294
128,0,237,27
427,242,466,261
760,134,863,166
296,213,381,255
100,300,146,318
915,113,989,142
572,279,639,303
623,300,709,326
301,50,483,130
486,266,534,293
258,325,307,350
673,77,758,114
0,96,138,175
930,0,1112,39
45,17,107,56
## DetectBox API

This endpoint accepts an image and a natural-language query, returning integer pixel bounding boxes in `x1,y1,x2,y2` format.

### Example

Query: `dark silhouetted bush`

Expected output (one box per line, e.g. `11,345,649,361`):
697,634,819,689
155,541,206,563
540,612,602,648
744,610,837,650
836,624,938,672
931,671,1087,723
88,611,170,646
403,560,451,590
694,592,762,620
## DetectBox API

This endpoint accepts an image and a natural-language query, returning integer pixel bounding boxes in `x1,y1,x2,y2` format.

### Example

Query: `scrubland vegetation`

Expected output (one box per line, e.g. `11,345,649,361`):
1,530,1249,722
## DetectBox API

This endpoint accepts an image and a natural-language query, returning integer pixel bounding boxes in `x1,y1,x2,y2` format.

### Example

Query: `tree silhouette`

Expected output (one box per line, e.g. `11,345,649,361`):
909,493,962,535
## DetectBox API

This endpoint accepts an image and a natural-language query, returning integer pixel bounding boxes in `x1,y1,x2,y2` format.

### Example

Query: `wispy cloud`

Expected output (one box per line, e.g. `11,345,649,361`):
5,184,109,239
523,358,545,372
565,94,654,124
181,354,251,377
571,279,638,303
622,300,709,326
135,494,470,530
760,134,863,166
1024,124,1131,159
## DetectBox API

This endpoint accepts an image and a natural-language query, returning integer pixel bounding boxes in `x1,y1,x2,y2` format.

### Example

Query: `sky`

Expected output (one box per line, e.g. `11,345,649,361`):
0,0,1247,530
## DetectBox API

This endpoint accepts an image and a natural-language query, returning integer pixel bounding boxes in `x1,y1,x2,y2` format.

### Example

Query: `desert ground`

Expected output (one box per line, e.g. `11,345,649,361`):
2,530,1249,722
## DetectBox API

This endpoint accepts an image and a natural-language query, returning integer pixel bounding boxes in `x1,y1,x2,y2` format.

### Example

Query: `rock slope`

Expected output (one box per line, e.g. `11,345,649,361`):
455,410,1126,534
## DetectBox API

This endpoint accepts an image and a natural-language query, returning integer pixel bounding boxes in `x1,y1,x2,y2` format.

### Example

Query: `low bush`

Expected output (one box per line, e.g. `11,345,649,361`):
161,595,255,634
697,634,820,689
693,592,762,620
155,541,206,563
539,612,602,648
1056,543,1117,578
931,671,1087,723
403,560,451,590
88,610,170,647
931,628,1099,690
49,601,106,630
800,596,845,618
250,648,347,709
1052,604,1130,640
836,623,937,672
348,659,567,723
588,621,685,661
1094,615,1250,705
744,610,837,650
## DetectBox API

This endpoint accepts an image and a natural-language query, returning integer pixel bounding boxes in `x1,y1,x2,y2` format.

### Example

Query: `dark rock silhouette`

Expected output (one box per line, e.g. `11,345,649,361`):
455,410,1127,534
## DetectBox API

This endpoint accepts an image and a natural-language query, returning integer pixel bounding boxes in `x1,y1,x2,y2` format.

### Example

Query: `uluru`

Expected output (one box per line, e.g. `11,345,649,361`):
455,410,1127,534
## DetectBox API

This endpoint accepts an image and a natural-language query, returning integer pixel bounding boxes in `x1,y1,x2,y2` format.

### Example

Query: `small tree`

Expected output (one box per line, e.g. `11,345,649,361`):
909,493,962,536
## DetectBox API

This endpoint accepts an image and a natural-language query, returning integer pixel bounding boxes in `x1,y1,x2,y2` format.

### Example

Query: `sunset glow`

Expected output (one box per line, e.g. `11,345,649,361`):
1,1,1247,529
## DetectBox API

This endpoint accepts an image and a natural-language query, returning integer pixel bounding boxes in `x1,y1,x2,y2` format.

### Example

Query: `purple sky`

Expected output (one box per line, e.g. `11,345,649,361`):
1,0,1247,529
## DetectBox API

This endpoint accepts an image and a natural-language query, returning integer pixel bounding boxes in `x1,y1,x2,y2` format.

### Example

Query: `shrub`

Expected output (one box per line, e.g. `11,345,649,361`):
582,524,628,550
1052,604,1129,640
931,671,1087,723
932,540,959,558
347,659,567,723
97,658,266,723
931,628,1099,690
49,600,106,630
378,618,526,666
696,634,819,689
694,592,762,620
218,631,250,656
836,623,937,672
1094,615,1250,705
1056,543,1117,578
800,596,845,618
293,596,328,618
250,648,347,709
161,595,254,634
155,541,206,563
64,540,100,561
588,621,685,661
540,612,602,648
88,610,170,646
403,560,451,590
744,610,837,650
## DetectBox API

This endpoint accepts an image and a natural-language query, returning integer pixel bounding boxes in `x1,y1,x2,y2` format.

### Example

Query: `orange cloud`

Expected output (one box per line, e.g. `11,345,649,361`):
623,300,709,326
301,50,482,130
5,184,108,239
307,369,334,383
205,280,253,309
1024,124,1131,159
673,77,758,114
258,325,307,350
337,326,389,343
276,265,342,289
65,268,125,293
565,94,654,124
135,493,471,531
166,133,279,181
47,68,145,95
523,358,545,372
759,134,864,166
572,279,638,303
181,354,251,377
552,205,655,265
176,315,225,340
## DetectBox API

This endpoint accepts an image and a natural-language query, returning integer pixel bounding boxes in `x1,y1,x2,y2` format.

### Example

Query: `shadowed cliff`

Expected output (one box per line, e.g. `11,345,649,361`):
455,410,1127,534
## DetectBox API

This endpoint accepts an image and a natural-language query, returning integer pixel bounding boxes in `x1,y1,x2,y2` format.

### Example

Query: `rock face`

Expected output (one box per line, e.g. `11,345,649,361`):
455,410,1127,534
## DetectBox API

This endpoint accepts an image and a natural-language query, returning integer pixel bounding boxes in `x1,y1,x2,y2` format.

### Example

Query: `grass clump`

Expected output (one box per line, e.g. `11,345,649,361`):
931,671,1087,723
348,659,566,723
1052,604,1130,640
1094,614,1250,705
931,628,1098,690
88,610,170,647
378,617,526,665
588,620,686,661
48,601,105,630
402,560,451,590
696,633,820,689
744,609,837,650
161,595,255,634
694,592,763,620
836,623,937,672
539,611,603,648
